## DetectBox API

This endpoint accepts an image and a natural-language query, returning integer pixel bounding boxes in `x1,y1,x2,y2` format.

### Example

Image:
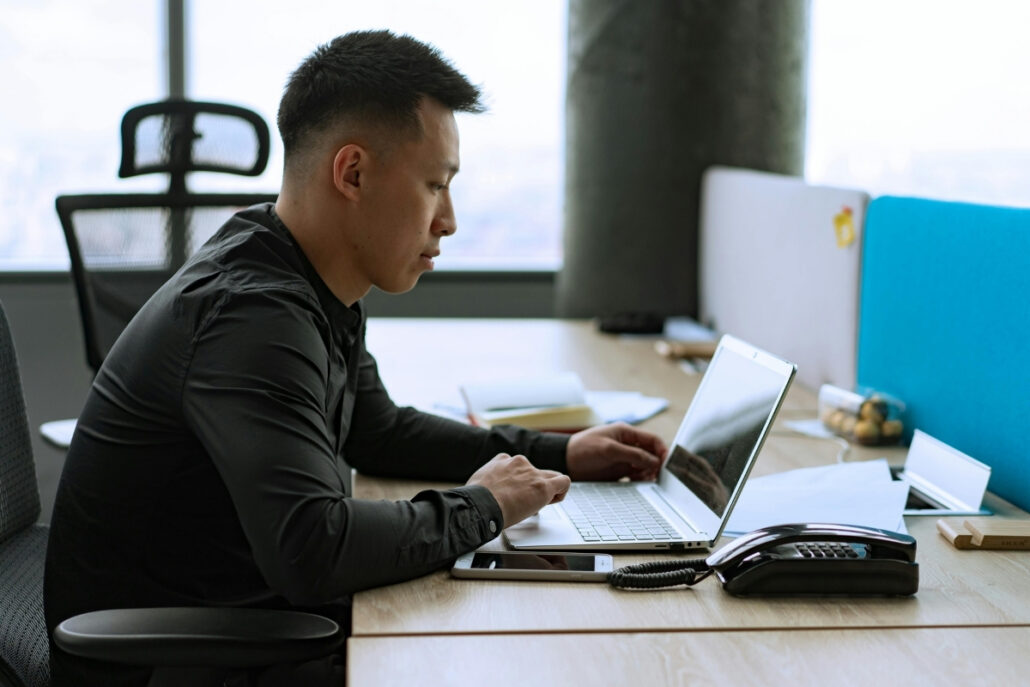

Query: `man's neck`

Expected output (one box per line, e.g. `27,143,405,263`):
274,192,370,306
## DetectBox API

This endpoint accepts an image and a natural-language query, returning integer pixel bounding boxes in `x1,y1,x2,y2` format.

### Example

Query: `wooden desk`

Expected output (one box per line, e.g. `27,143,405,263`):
352,474,1027,636
352,319,1029,681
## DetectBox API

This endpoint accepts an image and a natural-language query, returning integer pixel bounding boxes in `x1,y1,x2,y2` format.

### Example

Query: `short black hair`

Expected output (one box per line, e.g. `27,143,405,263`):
278,30,484,159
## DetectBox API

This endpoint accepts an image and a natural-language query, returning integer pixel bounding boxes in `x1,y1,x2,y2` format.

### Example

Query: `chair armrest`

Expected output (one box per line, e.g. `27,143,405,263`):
53,607,342,668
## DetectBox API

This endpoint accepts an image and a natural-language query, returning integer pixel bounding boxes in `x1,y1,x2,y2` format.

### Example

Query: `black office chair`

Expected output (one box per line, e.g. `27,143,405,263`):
0,301,343,687
56,100,278,374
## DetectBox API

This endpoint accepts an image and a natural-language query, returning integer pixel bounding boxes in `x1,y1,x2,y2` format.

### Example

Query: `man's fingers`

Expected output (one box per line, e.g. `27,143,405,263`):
547,473,571,502
615,423,668,458
610,442,664,472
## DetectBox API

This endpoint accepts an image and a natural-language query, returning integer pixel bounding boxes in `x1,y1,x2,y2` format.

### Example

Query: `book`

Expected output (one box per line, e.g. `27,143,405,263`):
459,372,603,432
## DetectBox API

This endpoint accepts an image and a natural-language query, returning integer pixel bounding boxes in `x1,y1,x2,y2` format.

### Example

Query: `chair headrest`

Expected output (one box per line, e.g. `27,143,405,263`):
118,100,271,181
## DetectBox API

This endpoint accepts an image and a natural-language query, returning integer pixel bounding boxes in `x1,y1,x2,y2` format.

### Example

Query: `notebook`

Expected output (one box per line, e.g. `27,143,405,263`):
698,166,869,391
504,335,796,551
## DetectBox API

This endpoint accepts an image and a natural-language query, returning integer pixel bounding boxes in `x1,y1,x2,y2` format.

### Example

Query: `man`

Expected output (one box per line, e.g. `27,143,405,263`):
45,30,666,686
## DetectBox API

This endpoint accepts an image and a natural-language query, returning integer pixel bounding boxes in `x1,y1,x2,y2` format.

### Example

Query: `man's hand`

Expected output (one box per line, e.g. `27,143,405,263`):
466,453,571,529
566,422,667,482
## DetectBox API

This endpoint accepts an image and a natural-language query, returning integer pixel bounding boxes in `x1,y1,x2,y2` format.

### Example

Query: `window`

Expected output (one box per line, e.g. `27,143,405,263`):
806,0,1030,209
15,4,1022,270
0,1,564,270
189,0,566,269
0,0,163,269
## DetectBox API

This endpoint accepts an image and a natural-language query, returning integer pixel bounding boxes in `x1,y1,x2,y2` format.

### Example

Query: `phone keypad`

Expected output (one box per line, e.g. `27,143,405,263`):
794,542,864,559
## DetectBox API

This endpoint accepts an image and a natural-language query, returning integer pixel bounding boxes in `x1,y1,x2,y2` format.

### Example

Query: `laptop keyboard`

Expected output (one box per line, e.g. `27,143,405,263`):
563,484,682,542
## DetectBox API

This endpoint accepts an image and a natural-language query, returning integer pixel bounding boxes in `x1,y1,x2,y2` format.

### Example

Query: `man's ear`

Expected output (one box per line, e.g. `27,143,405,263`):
332,144,365,201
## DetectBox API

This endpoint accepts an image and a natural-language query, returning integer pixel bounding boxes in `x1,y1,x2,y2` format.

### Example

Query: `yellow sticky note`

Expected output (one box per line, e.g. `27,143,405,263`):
833,206,856,248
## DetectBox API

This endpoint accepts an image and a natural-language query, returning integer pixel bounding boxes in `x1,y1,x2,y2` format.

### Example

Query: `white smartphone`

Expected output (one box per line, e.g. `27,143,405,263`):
451,550,614,582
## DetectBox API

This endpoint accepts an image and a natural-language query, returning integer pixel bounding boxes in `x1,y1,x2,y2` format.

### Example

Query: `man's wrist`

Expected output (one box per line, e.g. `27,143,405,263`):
457,484,505,536
532,432,571,474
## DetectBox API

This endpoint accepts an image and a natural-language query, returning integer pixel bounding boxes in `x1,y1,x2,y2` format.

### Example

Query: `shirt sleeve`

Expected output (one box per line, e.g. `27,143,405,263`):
342,337,570,480
180,288,506,605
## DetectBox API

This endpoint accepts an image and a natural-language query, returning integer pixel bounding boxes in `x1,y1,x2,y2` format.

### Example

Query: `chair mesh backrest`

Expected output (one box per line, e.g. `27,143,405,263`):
56,196,276,372
120,100,270,181
0,302,40,542
57,99,275,373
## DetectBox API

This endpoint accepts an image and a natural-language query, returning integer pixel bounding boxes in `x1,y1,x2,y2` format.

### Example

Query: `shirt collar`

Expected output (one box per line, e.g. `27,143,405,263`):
265,204,364,339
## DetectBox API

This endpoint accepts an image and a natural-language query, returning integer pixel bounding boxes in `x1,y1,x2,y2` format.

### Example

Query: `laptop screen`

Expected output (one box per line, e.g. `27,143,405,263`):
659,335,795,534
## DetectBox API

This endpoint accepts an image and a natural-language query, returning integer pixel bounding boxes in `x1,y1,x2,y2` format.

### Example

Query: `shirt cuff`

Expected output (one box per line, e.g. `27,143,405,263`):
456,484,506,535
530,432,571,474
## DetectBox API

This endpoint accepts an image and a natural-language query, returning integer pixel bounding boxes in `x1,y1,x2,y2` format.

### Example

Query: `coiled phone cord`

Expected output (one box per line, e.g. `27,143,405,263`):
608,557,713,589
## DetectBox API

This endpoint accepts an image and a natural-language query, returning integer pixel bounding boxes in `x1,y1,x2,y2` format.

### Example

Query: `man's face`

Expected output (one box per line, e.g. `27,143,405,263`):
352,98,460,294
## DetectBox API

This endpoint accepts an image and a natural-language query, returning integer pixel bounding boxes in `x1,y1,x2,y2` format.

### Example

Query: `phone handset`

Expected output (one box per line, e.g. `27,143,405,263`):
705,522,917,572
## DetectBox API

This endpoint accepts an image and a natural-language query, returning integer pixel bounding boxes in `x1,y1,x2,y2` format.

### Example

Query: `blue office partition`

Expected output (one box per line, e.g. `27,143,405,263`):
858,196,1030,510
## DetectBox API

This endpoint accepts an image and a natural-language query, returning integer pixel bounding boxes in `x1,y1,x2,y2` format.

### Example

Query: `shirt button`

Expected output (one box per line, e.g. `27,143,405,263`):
488,520,498,534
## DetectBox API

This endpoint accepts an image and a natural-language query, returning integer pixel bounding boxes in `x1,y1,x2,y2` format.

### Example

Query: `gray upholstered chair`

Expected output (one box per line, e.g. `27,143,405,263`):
0,304,49,687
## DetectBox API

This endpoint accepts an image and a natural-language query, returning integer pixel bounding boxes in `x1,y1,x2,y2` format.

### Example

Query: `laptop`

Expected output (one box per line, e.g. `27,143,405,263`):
504,335,796,551
699,166,869,391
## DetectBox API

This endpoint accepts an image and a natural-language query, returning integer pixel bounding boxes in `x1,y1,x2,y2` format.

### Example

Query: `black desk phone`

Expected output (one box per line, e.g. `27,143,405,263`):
707,523,918,596
609,523,918,596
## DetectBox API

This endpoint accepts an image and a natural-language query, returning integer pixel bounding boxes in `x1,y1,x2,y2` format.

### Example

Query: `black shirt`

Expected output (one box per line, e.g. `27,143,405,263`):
44,204,568,686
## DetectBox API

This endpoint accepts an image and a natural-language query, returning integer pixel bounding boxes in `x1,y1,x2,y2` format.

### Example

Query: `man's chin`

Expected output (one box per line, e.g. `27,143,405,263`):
376,275,422,295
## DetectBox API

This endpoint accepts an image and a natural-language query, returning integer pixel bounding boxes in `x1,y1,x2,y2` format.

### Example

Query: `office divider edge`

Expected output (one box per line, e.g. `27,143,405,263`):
857,195,1030,510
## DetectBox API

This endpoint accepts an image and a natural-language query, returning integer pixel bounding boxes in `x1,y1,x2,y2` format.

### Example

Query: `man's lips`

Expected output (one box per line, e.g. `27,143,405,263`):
420,250,439,269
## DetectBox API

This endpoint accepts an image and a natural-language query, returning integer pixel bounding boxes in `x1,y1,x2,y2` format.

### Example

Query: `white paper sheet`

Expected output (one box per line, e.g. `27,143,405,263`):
724,459,909,536
584,391,668,424
40,418,76,448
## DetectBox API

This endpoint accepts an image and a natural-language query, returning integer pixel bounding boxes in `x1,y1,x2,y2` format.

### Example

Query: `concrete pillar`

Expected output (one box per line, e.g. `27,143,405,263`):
558,0,810,318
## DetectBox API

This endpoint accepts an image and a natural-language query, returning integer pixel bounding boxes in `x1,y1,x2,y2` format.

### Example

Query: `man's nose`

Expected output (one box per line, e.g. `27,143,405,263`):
435,199,457,236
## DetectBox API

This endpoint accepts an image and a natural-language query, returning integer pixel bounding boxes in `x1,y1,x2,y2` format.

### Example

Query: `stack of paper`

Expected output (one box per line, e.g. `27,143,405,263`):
724,459,909,536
